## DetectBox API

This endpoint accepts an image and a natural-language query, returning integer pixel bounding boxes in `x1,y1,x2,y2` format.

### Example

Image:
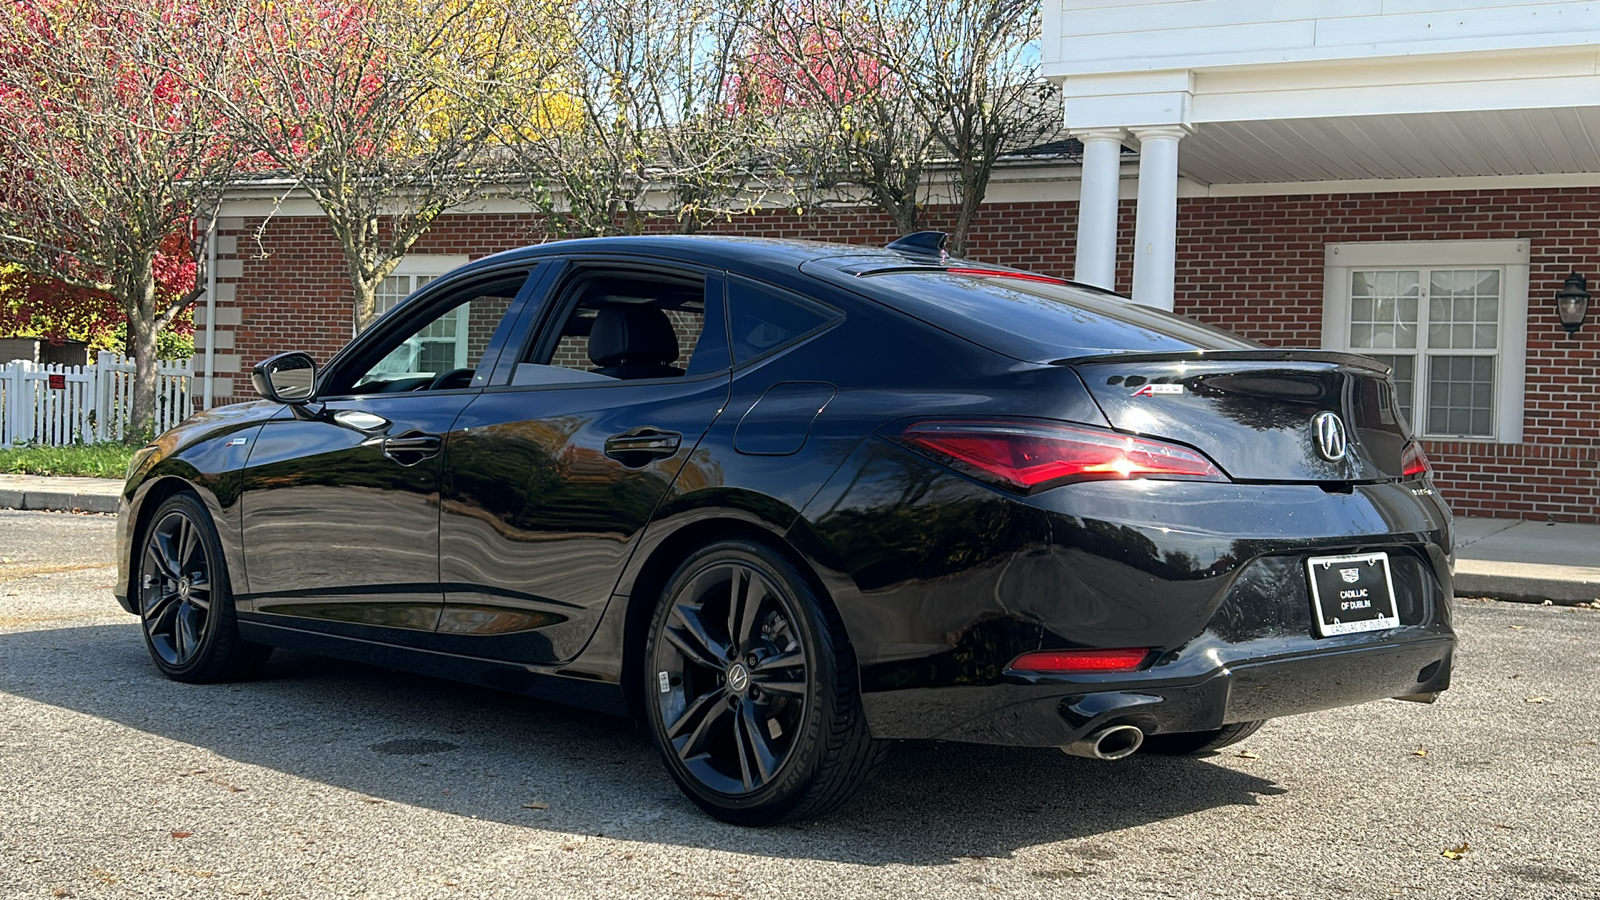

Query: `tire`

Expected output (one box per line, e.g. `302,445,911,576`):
1140,720,1267,756
135,492,271,684
643,540,884,825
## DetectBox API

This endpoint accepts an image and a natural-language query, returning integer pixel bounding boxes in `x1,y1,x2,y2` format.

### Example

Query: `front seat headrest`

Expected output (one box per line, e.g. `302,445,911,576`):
588,304,680,372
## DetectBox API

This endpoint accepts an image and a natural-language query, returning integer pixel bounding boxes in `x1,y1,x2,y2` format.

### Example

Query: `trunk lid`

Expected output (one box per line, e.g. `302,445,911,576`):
1069,351,1411,483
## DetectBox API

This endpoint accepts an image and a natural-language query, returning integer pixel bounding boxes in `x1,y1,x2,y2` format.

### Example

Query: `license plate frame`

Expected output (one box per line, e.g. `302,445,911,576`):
1306,551,1400,637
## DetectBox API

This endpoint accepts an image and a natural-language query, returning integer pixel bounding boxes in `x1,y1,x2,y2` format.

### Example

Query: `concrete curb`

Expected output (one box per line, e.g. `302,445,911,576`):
1453,569,1600,606
0,488,119,514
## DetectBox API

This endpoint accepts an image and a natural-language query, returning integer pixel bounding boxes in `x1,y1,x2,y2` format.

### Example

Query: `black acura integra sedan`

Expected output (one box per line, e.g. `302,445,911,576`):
115,234,1456,824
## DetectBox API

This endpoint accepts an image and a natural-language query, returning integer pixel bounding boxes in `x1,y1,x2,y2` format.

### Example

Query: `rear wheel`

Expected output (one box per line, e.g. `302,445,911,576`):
1140,720,1266,755
137,492,270,683
643,540,882,824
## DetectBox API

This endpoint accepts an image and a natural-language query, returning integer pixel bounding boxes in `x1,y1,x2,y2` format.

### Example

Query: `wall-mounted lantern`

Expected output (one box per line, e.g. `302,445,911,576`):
1556,272,1590,335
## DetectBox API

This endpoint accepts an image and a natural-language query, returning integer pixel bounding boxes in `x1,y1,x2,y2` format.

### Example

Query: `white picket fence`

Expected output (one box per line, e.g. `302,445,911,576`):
0,351,193,447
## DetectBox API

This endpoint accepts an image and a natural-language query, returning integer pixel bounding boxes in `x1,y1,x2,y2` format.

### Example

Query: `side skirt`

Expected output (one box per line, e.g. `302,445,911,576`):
237,618,629,717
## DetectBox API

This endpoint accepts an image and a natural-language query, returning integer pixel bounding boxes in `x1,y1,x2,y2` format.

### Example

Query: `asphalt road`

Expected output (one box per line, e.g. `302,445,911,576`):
1,509,1595,900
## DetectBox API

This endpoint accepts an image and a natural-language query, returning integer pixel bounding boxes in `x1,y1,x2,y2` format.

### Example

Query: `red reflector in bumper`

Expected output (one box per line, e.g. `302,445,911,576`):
1010,648,1150,673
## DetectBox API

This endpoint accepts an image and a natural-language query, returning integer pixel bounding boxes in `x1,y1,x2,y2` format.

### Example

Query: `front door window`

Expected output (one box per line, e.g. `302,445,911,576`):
329,272,531,395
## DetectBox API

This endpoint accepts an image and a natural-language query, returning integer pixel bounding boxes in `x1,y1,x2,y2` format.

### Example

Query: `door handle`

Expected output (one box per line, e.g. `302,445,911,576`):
604,428,682,465
382,430,443,465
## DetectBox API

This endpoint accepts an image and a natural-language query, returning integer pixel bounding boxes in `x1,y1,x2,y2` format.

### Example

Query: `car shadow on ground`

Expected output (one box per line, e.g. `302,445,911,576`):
0,622,1287,866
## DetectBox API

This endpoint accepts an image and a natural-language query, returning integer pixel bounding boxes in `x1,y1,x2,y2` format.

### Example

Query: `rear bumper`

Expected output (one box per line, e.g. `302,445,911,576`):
861,629,1455,747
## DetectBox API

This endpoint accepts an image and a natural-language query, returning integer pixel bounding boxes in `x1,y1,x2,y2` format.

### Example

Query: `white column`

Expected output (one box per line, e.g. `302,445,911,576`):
1071,129,1125,291
1130,125,1188,310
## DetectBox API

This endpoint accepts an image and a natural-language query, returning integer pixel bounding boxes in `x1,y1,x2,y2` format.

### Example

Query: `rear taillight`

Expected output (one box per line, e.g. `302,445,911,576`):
1402,442,1431,479
890,419,1224,493
1010,648,1150,673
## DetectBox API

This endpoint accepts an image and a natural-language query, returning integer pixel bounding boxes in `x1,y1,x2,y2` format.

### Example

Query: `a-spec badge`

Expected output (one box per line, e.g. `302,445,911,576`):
1312,411,1348,462
225,437,248,447
1132,383,1184,397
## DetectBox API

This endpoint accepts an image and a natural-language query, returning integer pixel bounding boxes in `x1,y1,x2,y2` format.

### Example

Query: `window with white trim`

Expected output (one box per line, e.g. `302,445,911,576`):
373,255,471,373
1323,241,1527,443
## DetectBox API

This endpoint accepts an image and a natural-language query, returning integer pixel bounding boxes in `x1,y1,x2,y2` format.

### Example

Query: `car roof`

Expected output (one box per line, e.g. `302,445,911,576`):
455,235,925,279
446,235,1256,364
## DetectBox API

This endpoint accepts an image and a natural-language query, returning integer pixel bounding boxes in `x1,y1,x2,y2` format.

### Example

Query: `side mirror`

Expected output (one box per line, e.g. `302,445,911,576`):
251,352,318,404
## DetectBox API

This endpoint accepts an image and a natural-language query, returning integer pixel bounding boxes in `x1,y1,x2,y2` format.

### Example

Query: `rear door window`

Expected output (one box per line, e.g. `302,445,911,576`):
510,264,729,387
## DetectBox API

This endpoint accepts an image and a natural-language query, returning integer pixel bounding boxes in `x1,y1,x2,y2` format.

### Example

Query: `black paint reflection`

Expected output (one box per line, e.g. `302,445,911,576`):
803,439,1452,698
438,375,729,663
1080,357,1410,482
238,394,475,627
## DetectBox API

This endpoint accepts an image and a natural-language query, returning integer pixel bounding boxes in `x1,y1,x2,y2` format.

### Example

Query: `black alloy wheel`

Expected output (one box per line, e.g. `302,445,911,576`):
137,493,270,683
645,541,882,825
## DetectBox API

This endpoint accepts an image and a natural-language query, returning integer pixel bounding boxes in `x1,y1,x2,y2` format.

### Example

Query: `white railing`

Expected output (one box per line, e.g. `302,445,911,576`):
0,351,193,447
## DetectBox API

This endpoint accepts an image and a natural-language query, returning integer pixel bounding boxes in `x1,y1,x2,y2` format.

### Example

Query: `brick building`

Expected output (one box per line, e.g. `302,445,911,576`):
200,1,1600,524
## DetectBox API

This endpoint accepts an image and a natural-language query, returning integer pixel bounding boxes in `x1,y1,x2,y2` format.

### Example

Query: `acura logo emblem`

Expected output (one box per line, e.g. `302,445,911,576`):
1313,411,1348,462
727,663,751,694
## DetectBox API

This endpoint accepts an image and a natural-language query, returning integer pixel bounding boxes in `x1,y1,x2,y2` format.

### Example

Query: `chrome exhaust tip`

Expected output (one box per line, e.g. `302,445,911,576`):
1061,724,1144,760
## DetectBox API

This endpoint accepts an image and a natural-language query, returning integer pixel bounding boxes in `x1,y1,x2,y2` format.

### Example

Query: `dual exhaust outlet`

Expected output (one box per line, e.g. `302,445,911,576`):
1061,723,1144,760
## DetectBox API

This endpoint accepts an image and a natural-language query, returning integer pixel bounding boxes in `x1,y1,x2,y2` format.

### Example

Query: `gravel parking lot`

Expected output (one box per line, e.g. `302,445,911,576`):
1,509,1596,900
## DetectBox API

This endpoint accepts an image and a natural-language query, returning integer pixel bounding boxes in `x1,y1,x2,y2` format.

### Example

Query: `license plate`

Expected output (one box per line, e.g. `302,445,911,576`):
1306,551,1399,637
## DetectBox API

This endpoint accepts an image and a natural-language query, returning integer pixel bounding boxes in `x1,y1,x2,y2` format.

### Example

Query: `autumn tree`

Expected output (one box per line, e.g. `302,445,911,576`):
1,235,197,359
751,0,1049,254
899,0,1050,254
214,0,569,333
0,0,233,439
747,0,932,234
513,0,779,237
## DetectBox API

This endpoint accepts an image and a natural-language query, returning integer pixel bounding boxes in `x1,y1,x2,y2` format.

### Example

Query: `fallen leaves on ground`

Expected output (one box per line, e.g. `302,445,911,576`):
522,801,549,810
170,832,192,839
1236,750,1260,759
1442,842,1469,860
1412,749,1428,757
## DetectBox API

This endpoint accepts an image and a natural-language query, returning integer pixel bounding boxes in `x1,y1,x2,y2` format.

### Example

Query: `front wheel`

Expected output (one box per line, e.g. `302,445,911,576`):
137,492,271,683
643,540,882,825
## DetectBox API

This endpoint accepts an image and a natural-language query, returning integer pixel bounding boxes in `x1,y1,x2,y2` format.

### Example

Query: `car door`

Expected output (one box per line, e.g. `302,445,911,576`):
434,259,732,664
236,266,545,641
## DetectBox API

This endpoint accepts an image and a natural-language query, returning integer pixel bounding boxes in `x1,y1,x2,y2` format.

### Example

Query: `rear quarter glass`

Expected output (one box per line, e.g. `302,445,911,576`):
856,272,1260,363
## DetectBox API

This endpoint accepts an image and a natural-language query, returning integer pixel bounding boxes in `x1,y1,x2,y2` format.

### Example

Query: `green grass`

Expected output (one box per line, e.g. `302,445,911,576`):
0,443,137,478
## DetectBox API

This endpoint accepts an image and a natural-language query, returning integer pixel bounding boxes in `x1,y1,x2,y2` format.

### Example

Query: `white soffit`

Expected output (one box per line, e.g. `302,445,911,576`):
1043,1,1600,76
1179,107,1600,185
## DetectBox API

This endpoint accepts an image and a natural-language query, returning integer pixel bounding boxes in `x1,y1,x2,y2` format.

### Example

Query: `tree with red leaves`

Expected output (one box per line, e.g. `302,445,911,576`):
0,0,234,439
212,0,570,333
1,231,197,357
741,0,929,232
747,0,1049,255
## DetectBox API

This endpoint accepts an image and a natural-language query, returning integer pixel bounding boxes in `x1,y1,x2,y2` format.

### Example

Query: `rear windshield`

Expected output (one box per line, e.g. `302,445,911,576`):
857,271,1260,362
